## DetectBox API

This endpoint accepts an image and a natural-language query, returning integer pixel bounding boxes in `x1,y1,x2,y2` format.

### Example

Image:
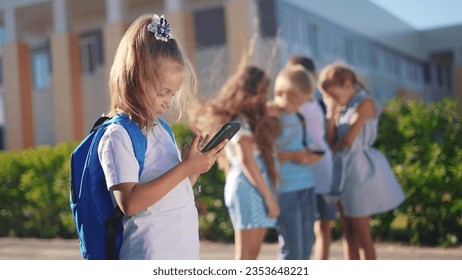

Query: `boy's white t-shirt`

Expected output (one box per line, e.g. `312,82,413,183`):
98,122,199,260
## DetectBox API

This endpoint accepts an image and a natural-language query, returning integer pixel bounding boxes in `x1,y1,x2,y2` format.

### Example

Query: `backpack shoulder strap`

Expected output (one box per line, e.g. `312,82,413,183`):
97,114,147,260
98,115,172,172
157,118,175,143
103,114,147,176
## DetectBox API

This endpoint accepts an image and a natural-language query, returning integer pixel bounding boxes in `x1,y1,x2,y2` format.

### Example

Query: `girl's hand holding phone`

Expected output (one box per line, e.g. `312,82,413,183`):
182,132,228,176
200,122,241,152
182,122,239,177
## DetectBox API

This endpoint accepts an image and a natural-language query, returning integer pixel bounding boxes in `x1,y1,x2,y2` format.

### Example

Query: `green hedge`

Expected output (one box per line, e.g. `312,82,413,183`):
0,98,461,247
374,98,462,247
0,143,76,238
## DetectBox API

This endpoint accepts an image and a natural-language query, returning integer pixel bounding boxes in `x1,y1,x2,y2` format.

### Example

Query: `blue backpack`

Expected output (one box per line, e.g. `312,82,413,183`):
69,113,174,260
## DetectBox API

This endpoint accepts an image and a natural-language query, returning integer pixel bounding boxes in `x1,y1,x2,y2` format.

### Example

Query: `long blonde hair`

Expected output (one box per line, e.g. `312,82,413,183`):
108,14,197,129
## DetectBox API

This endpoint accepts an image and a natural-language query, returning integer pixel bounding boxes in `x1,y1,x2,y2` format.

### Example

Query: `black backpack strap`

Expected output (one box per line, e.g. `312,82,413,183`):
295,112,308,149
90,116,111,133
104,206,124,260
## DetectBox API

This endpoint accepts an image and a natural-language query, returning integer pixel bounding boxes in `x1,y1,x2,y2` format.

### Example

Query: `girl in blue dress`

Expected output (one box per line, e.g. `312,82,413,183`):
318,62,405,260
191,66,281,259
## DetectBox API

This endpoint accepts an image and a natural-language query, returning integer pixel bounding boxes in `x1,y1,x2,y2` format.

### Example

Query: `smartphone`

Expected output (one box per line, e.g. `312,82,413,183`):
307,149,326,156
201,122,241,152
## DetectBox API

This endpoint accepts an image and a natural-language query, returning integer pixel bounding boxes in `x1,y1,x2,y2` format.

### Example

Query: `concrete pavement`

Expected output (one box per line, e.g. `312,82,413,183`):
0,238,461,260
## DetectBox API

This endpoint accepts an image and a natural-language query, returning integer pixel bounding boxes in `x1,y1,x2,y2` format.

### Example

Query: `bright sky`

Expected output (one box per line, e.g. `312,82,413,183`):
369,0,462,30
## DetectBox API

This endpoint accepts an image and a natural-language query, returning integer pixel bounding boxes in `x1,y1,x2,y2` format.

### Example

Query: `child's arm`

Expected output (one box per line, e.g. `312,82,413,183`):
332,98,375,151
236,135,279,218
111,133,227,216
325,97,339,148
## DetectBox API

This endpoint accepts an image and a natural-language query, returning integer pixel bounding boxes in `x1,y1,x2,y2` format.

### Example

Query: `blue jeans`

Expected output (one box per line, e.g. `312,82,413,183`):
276,188,316,260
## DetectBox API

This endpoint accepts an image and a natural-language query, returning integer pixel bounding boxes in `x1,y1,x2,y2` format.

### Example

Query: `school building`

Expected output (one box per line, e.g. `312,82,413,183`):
0,0,461,150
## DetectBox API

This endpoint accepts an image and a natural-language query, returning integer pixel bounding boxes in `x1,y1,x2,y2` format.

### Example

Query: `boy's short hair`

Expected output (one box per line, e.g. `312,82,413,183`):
277,65,315,95
287,55,316,74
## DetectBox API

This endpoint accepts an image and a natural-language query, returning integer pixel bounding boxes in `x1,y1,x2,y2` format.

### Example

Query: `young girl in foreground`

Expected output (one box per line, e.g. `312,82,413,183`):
191,66,280,259
98,14,226,260
319,62,405,260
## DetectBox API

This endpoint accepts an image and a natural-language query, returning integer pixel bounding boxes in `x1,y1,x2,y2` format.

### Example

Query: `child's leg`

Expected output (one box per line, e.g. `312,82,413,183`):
234,230,242,260
351,216,376,260
337,202,360,260
313,220,333,260
277,191,304,260
300,188,316,259
238,228,267,260
313,195,336,260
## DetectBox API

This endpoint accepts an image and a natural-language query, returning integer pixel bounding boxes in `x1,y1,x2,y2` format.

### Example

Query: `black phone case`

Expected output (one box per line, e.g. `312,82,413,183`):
201,122,241,152
309,149,325,156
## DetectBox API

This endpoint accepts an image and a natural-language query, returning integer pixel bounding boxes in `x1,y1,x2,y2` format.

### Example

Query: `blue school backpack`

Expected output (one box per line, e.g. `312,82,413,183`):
69,113,174,260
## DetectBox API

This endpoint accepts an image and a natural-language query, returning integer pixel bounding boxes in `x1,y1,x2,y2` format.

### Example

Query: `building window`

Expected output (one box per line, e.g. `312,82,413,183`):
437,65,444,87
0,57,3,86
194,7,226,48
370,46,379,70
446,66,453,90
436,65,453,89
415,63,423,83
357,41,369,67
406,60,420,83
307,23,319,57
384,51,393,74
392,55,402,78
322,28,331,55
31,45,51,90
345,38,355,64
288,15,297,42
80,30,104,75
423,62,431,83
258,0,276,37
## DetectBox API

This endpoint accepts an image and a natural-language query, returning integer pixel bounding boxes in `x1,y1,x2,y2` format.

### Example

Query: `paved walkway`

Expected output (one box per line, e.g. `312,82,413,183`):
0,238,461,260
